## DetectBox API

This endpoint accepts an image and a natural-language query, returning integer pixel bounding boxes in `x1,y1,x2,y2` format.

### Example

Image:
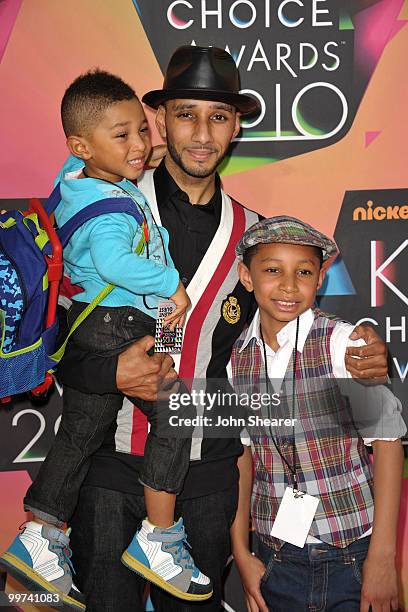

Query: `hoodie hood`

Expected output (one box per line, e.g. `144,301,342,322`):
54,155,129,227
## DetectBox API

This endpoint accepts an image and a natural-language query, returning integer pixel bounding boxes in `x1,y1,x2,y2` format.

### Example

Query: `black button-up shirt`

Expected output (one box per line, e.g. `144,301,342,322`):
153,160,222,287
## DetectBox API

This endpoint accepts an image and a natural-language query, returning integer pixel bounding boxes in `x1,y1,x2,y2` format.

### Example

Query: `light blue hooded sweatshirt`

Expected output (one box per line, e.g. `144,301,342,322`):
54,155,179,316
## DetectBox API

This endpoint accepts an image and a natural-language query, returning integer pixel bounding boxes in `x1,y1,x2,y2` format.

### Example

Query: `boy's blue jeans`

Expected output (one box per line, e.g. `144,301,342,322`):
257,535,370,611
24,303,192,526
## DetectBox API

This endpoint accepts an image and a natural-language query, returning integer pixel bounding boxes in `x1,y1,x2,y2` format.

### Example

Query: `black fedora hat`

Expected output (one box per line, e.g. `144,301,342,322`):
142,45,260,116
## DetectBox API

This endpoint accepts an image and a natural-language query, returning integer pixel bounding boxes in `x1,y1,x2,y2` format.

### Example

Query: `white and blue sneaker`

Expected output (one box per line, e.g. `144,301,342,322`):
0,521,85,611
121,518,213,601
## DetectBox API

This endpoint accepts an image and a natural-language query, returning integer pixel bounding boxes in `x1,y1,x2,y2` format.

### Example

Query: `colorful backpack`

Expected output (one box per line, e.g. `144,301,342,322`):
0,184,144,399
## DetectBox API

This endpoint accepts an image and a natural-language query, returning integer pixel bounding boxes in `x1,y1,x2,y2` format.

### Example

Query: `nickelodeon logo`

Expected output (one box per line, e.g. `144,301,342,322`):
353,200,408,221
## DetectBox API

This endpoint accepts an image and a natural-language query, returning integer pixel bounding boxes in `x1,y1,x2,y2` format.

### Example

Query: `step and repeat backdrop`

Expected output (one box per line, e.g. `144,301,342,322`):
0,0,407,610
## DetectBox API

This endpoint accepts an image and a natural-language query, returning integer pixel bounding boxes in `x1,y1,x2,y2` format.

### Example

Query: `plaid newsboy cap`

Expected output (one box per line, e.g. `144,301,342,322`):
236,215,338,262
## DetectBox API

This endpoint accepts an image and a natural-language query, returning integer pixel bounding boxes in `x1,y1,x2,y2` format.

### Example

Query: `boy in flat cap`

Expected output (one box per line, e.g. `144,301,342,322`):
229,216,406,611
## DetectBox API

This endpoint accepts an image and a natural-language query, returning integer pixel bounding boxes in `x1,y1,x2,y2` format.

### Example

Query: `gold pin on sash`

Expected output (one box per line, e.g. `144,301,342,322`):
222,295,241,324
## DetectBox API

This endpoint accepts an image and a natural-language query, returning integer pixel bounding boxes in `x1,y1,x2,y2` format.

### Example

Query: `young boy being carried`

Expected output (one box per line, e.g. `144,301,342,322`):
1,70,212,609
229,216,406,612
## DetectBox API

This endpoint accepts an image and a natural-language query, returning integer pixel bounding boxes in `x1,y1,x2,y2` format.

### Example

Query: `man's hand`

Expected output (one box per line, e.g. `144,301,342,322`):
360,554,399,612
146,144,167,168
234,549,268,612
116,336,176,399
345,325,388,380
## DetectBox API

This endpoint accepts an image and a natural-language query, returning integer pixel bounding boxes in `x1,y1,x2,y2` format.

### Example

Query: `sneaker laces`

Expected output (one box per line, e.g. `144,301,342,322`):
172,536,194,571
50,540,76,575
147,526,194,571
48,527,76,576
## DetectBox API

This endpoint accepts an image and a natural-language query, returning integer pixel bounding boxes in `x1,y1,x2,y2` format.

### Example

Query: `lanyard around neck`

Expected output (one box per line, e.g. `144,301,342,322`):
260,316,300,491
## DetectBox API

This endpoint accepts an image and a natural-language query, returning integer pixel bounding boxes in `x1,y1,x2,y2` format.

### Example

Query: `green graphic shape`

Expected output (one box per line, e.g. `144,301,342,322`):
220,156,276,176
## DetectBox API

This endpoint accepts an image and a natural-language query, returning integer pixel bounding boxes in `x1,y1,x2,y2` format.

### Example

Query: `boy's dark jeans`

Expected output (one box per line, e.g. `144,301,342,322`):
257,535,370,611
24,303,192,526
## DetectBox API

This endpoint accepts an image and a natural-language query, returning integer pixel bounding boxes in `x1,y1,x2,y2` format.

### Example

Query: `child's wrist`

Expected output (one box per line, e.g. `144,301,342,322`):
366,542,396,562
232,544,252,561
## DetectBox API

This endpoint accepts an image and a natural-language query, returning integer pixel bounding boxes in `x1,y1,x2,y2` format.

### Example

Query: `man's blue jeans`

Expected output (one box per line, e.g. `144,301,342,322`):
257,535,370,611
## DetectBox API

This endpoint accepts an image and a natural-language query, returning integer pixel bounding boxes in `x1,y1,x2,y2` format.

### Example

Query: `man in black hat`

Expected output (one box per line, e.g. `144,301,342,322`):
58,46,388,612
56,45,260,612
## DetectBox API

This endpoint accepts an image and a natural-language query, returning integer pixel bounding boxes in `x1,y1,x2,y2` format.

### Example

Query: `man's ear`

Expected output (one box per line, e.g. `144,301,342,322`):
66,135,92,160
155,105,167,140
238,261,254,293
232,112,241,139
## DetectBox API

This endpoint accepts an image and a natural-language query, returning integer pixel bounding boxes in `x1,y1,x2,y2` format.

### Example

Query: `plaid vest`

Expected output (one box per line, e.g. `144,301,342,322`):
230,310,374,550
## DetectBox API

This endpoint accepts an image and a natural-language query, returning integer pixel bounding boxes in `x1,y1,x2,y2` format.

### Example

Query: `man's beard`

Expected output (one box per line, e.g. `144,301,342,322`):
167,140,224,178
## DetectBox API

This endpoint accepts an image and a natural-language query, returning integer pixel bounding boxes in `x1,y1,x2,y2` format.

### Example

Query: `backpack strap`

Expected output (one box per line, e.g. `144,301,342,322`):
43,183,62,215
49,282,115,363
57,197,145,248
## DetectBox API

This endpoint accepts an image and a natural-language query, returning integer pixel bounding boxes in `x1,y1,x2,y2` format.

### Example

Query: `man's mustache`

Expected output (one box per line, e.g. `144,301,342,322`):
186,146,219,153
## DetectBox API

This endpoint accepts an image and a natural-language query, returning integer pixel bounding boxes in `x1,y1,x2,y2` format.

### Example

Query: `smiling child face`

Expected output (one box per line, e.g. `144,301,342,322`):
74,98,152,183
238,242,325,337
